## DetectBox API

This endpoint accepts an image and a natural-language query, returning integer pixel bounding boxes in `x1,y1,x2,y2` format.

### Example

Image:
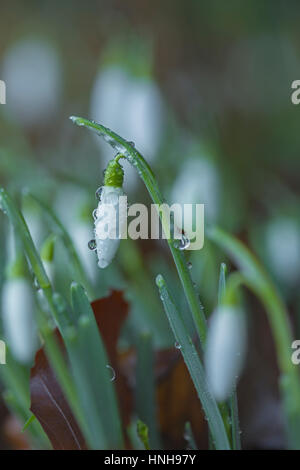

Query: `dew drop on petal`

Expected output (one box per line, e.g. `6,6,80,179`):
95,187,103,201
92,208,98,220
88,239,97,251
178,234,190,250
106,364,116,381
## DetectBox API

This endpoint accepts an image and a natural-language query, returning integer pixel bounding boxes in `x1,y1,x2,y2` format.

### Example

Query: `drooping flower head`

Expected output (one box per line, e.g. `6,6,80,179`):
92,158,127,269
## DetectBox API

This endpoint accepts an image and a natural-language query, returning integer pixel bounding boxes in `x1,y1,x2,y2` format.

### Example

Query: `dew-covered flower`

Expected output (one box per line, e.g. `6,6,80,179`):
2,38,62,127
205,305,246,402
2,277,37,364
92,159,126,268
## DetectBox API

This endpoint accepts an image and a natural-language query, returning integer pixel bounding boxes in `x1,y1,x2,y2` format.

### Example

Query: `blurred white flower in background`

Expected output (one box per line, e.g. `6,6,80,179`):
54,185,97,282
205,305,247,402
171,157,220,233
2,38,62,127
90,65,165,190
2,277,37,364
265,217,300,287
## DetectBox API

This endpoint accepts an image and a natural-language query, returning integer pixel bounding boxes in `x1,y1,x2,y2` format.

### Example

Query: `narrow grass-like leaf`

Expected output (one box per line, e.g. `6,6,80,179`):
68,282,123,449
184,422,197,450
22,414,36,432
0,348,50,448
0,188,89,446
209,226,300,449
218,262,227,306
136,332,161,449
156,274,230,450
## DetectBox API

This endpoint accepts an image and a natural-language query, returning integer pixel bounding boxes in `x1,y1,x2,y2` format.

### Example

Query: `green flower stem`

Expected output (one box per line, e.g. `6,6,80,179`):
70,116,207,345
0,188,90,446
208,226,300,449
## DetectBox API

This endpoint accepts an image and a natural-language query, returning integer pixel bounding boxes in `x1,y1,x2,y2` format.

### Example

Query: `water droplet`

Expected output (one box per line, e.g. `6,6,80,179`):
179,234,190,250
106,364,116,381
187,261,193,269
175,341,182,350
33,277,40,291
127,141,135,147
88,239,97,251
95,187,103,201
92,208,98,220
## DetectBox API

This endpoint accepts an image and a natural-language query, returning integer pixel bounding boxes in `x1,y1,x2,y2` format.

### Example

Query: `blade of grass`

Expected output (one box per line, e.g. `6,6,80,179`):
136,332,161,449
156,273,230,450
0,347,50,448
0,188,92,447
67,282,123,449
184,422,197,450
208,226,300,449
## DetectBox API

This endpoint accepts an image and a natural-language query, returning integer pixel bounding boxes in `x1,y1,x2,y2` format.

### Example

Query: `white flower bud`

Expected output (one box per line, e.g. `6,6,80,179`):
2,278,37,364
94,186,126,268
205,305,246,402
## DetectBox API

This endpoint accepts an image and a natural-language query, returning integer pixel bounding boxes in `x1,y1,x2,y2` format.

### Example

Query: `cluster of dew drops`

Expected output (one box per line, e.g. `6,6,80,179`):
87,186,104,252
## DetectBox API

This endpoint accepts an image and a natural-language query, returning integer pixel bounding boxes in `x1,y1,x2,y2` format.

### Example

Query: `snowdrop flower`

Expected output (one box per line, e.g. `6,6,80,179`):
90,64,164,190
171,157,220,235
92,159,126,268
2,38,62,127
2,274,37,364
205,305,246,402
265,218,300,286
